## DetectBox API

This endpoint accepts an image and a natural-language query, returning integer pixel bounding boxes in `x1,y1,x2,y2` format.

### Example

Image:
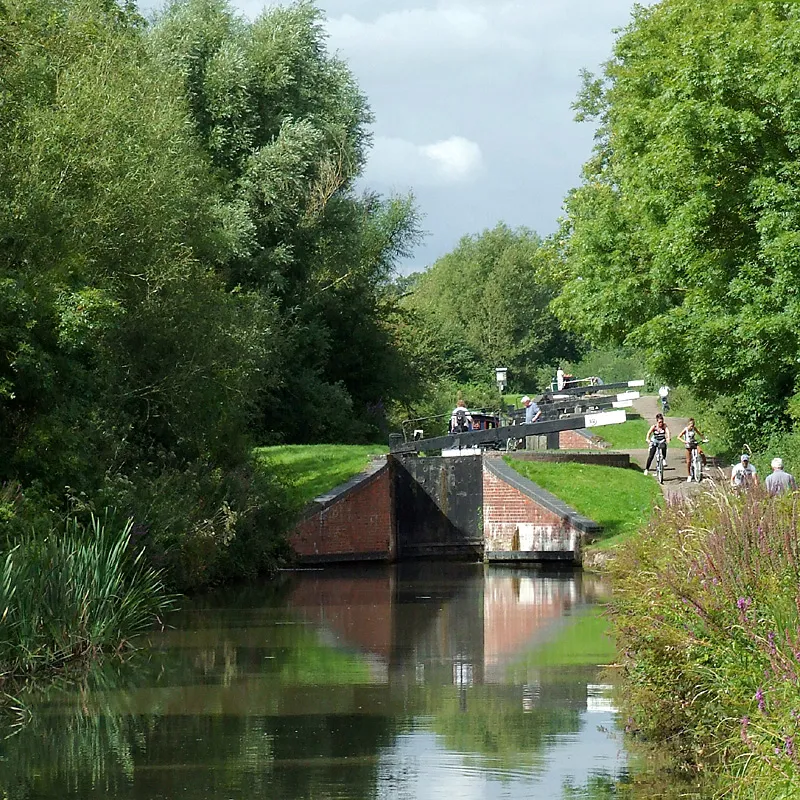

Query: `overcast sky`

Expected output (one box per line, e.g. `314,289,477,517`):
138,0,654,272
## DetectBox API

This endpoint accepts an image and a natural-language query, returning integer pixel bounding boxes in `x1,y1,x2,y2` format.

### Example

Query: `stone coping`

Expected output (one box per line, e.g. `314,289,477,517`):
300,456,389,519
510,451,630,468
484,458,602,536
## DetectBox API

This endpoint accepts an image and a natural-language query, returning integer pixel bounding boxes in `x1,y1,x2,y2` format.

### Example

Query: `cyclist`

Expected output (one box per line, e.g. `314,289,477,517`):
644,413,670,476
658,384,670,413
678,418,706,482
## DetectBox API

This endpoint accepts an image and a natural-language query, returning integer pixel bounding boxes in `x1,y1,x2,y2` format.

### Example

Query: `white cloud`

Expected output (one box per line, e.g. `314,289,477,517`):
364,135,484,187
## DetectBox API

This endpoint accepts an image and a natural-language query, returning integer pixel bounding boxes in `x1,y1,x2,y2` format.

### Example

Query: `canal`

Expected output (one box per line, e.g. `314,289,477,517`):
0,563,632,798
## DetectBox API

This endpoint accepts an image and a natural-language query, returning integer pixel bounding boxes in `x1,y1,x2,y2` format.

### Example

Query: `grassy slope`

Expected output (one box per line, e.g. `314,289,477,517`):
255,444,388,509
505,457,662,548
595,415,683,450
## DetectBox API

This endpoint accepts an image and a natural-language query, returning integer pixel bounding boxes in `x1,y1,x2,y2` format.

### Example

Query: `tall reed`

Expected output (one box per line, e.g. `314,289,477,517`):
611,486,800,798
0,514,174,678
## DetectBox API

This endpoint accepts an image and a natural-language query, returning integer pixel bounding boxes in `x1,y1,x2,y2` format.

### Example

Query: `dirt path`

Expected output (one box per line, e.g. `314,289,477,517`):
626,395,725,501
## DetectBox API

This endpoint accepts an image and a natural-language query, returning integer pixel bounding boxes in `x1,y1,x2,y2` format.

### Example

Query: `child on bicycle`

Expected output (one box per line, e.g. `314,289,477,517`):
678,418,706,482
644,413,670,475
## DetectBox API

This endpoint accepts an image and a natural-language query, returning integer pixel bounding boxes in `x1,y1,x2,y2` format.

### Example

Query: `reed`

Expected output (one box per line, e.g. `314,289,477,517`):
0,514,174,679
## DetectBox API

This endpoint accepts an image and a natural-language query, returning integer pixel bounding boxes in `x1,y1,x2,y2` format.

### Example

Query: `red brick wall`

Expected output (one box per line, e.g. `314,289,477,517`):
559,429,598,449
289,463,395,562
482,466,579,554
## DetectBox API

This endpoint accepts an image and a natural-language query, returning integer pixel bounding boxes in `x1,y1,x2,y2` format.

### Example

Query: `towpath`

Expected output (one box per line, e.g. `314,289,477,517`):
621,395,727,501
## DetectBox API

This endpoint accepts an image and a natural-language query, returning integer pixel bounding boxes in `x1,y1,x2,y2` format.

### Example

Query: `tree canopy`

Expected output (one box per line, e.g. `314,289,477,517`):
0,0,421,587
555,0,800,445
403,224,579,393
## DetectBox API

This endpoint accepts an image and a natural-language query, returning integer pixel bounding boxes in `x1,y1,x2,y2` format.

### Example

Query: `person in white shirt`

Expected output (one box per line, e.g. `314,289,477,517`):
450,400,473,433
730,454,757,489
556,368,565,391
658,385,670,412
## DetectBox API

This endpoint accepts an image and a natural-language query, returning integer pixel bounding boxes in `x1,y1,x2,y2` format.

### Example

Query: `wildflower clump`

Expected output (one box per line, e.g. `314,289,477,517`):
611,487,800,798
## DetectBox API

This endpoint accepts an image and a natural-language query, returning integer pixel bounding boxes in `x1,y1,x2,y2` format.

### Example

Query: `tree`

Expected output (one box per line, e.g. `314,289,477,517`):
405,224,580,391
555,0,800,445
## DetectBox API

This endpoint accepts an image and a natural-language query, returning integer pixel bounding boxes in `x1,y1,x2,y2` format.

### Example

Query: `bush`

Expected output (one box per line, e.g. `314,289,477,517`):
611,487,800,798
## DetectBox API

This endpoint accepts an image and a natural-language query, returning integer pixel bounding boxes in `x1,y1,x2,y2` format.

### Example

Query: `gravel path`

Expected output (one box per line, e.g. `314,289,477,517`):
626,395,726,501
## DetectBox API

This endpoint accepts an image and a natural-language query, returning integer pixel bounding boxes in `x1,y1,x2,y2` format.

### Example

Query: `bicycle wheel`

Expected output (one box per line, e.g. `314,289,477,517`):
693,450,702,482
657,452,664,484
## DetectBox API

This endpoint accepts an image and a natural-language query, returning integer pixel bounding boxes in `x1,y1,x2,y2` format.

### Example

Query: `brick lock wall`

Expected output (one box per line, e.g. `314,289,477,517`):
482,467,578,553
289,463,395,562
559,429,599,449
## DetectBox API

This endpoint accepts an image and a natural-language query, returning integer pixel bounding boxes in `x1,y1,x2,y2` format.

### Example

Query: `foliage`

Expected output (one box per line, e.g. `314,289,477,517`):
555,0,800,447
611,487,800,798
403,224,581,392
0,514,173,678
254,444,387,511
505,458,662,546
0,0,424,602
149,0,422,444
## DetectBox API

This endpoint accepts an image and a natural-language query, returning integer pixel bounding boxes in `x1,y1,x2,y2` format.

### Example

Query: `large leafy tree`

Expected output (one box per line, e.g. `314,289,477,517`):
148,0,421,442
556,0,800,444
405,224,579,391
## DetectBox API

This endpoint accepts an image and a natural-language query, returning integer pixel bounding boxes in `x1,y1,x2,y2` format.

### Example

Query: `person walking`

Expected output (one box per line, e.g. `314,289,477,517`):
765,457,797,496
730,453,757,490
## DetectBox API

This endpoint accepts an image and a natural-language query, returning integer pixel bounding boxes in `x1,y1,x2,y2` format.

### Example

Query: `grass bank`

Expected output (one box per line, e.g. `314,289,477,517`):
255,444,388,510
611,487,800,798
504,457,662,547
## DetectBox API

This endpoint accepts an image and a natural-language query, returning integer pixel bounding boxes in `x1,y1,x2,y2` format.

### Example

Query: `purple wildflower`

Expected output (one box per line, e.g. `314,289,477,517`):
737,597,752,612
756,688,766,713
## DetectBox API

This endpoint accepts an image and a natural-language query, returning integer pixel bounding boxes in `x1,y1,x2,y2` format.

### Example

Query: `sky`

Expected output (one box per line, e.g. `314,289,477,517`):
138,0,654,272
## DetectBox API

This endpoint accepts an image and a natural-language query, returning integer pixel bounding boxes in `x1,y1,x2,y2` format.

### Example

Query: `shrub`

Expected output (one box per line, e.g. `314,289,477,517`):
611,487,800,798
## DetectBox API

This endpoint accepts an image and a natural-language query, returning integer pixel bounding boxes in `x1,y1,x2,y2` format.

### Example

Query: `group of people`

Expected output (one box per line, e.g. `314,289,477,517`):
644,415,707,482
645,413,797,495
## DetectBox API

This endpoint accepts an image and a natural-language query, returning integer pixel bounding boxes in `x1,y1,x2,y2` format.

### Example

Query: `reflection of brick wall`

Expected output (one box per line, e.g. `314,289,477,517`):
559,429,599,449
289,460,394,563
289,575,393,659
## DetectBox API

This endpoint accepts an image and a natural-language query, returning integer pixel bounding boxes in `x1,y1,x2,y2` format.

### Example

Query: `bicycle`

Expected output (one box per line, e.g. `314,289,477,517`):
689,438,709,483
654,442,665,484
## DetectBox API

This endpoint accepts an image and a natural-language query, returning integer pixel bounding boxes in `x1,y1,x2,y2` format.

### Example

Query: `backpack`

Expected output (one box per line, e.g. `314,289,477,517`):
454,408,468,432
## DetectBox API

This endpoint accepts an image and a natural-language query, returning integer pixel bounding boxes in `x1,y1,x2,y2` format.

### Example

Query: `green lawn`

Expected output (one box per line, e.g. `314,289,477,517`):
255,444,388,509
595,415,682,450
505,457,662,547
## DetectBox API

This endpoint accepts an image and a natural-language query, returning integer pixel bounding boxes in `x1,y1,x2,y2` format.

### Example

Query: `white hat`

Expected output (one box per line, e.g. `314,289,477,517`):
772,457,784,470
741,454,750,462
521,395,531,404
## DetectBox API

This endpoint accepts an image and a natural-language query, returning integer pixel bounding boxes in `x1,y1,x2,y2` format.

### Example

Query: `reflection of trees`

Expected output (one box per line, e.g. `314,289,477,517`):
430,686,582,771
562,772,631,798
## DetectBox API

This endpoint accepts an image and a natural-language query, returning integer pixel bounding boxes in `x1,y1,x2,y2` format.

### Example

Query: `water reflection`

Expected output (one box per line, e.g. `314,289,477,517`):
0,563,629,799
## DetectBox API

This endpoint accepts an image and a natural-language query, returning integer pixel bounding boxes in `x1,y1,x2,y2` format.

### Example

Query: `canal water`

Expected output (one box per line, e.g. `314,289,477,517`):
0,563,631,799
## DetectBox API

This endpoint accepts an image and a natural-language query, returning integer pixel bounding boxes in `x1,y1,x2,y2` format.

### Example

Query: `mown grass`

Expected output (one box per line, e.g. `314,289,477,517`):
595,415,683,450
504,457,662,547
254,444,388,510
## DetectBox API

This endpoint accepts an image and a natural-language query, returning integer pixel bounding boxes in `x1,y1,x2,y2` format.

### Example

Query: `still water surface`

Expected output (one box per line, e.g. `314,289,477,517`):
0,563,630,799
